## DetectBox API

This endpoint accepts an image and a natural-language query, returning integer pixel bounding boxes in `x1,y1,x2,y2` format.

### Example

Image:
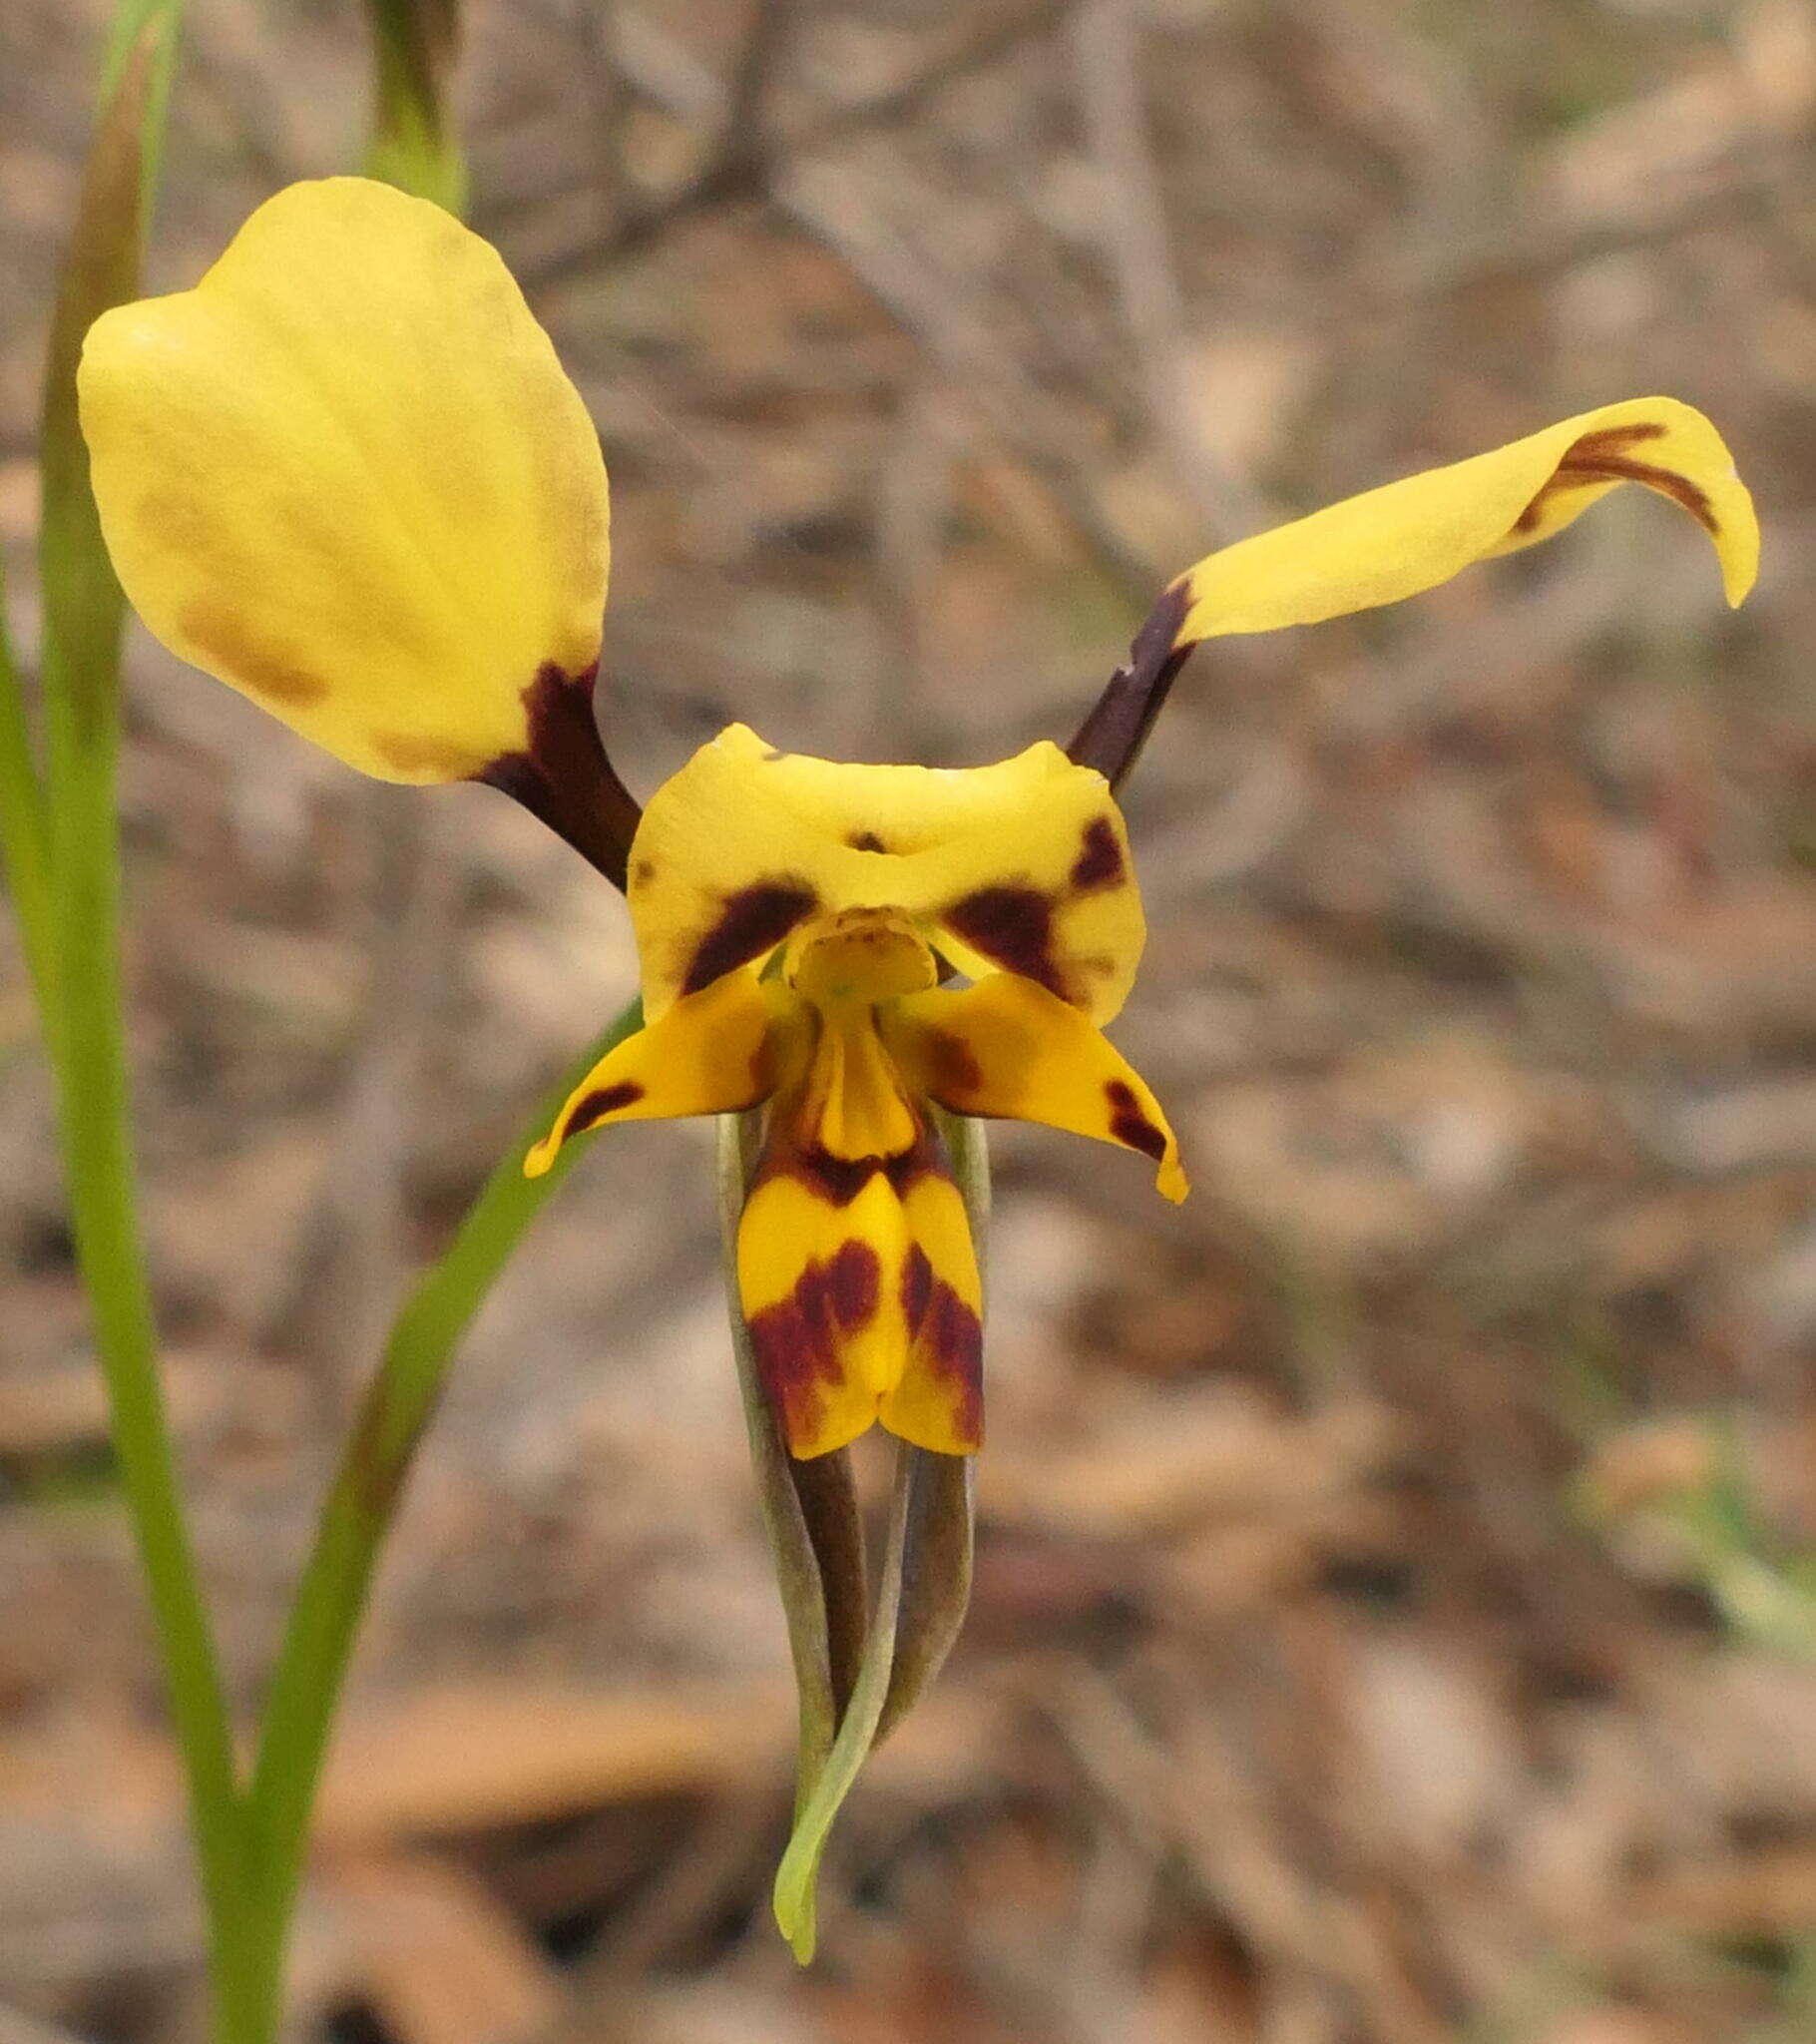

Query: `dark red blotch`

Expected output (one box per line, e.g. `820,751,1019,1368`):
681,879,817,996
900,1245,983,1448
746,1239,882,1445
569,1079,645,1134
944,884,1065,998
1069,816,1125,892
1105,1079,1166,1161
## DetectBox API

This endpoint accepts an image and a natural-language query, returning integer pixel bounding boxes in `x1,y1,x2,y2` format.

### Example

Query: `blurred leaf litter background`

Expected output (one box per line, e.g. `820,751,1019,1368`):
3,0,1816,2039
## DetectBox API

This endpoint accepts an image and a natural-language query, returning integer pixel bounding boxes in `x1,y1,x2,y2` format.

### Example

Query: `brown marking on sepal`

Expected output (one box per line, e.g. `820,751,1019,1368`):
1105,1078,1167,1162
681,879,818,997
922,1027,984,1104
1070,816,1126,892
177,598,331,709
900,1246,983,1450
1515,422,1717,538
1066,576,1195,791
568,1079,645,1134
476,662,644,892
943,884,1067,1000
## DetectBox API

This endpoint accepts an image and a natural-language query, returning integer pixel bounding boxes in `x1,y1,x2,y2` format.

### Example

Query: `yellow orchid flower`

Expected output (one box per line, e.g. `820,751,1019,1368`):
77,172,1757,1956
524,724,1185,1456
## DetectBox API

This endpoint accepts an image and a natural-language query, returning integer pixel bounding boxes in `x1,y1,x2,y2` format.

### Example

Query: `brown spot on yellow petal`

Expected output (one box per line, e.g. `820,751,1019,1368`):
1069,816,1126,892
922,1028,984,1104
1105,1079,1167,1162
943,884,1066,999
900,1245,983,1450
1515,422,1717,538
747,1239,883,1453
177,598,330,708
634,857,658,885
568,1079,645,1134
787,1127,938,1208
847,830,888,853
681,879,818,996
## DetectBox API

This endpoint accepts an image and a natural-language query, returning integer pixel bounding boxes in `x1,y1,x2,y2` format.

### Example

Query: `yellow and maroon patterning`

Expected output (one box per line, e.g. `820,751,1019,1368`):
527,726,1186,1459
76,175,1759,1459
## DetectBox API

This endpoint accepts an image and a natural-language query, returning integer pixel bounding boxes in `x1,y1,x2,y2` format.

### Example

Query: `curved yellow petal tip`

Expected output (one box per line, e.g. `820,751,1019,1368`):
1158,1155,1189,1205
1168,394,1758,648
523,1137,555,1181
79,177,610,783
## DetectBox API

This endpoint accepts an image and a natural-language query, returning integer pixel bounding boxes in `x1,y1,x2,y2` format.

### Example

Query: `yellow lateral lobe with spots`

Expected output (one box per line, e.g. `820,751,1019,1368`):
884,971,1187,1203
526,970,792,1179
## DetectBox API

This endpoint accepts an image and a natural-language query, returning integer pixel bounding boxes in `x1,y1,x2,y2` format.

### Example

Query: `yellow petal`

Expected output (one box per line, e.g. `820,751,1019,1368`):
79,177,611,785
738,1111,983,1459
525,970,791,1179
1169,396,1756,648
629,725,1145,1025
884,973,1187,1203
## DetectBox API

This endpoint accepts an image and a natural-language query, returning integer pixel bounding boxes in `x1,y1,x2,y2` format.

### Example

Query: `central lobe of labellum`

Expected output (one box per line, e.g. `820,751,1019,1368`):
744,1110,984,1455
476,662,644,890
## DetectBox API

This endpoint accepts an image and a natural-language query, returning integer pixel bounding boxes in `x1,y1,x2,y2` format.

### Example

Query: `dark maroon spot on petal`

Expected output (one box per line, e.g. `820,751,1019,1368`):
944,884,1066,998
847,830,888,853
746,1238,882,1452
1105,1078,1167,1162
790,1124,939,1207
1070,816,1125,892
827,1240,880,1329
1514,423,1716,538
900,1244,934,1330
681,880,818,996
476,662,643,891
922,1027,984,1103
568,1080,645,1134
900,1245,983,1449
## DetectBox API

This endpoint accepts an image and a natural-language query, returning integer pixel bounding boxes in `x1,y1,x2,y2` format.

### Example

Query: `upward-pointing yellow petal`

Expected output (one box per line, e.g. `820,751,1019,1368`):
79,177,610,784
1170,395,1756,648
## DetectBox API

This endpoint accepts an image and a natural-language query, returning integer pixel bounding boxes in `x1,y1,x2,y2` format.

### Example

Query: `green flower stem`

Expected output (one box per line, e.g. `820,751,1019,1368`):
235,996,642,2029
47,726,256,2029
0,585,57,1012
28,7,255,2028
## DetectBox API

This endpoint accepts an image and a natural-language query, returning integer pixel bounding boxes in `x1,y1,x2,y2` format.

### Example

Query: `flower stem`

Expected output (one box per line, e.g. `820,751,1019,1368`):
234,997,643,2029
42,675,254,2016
